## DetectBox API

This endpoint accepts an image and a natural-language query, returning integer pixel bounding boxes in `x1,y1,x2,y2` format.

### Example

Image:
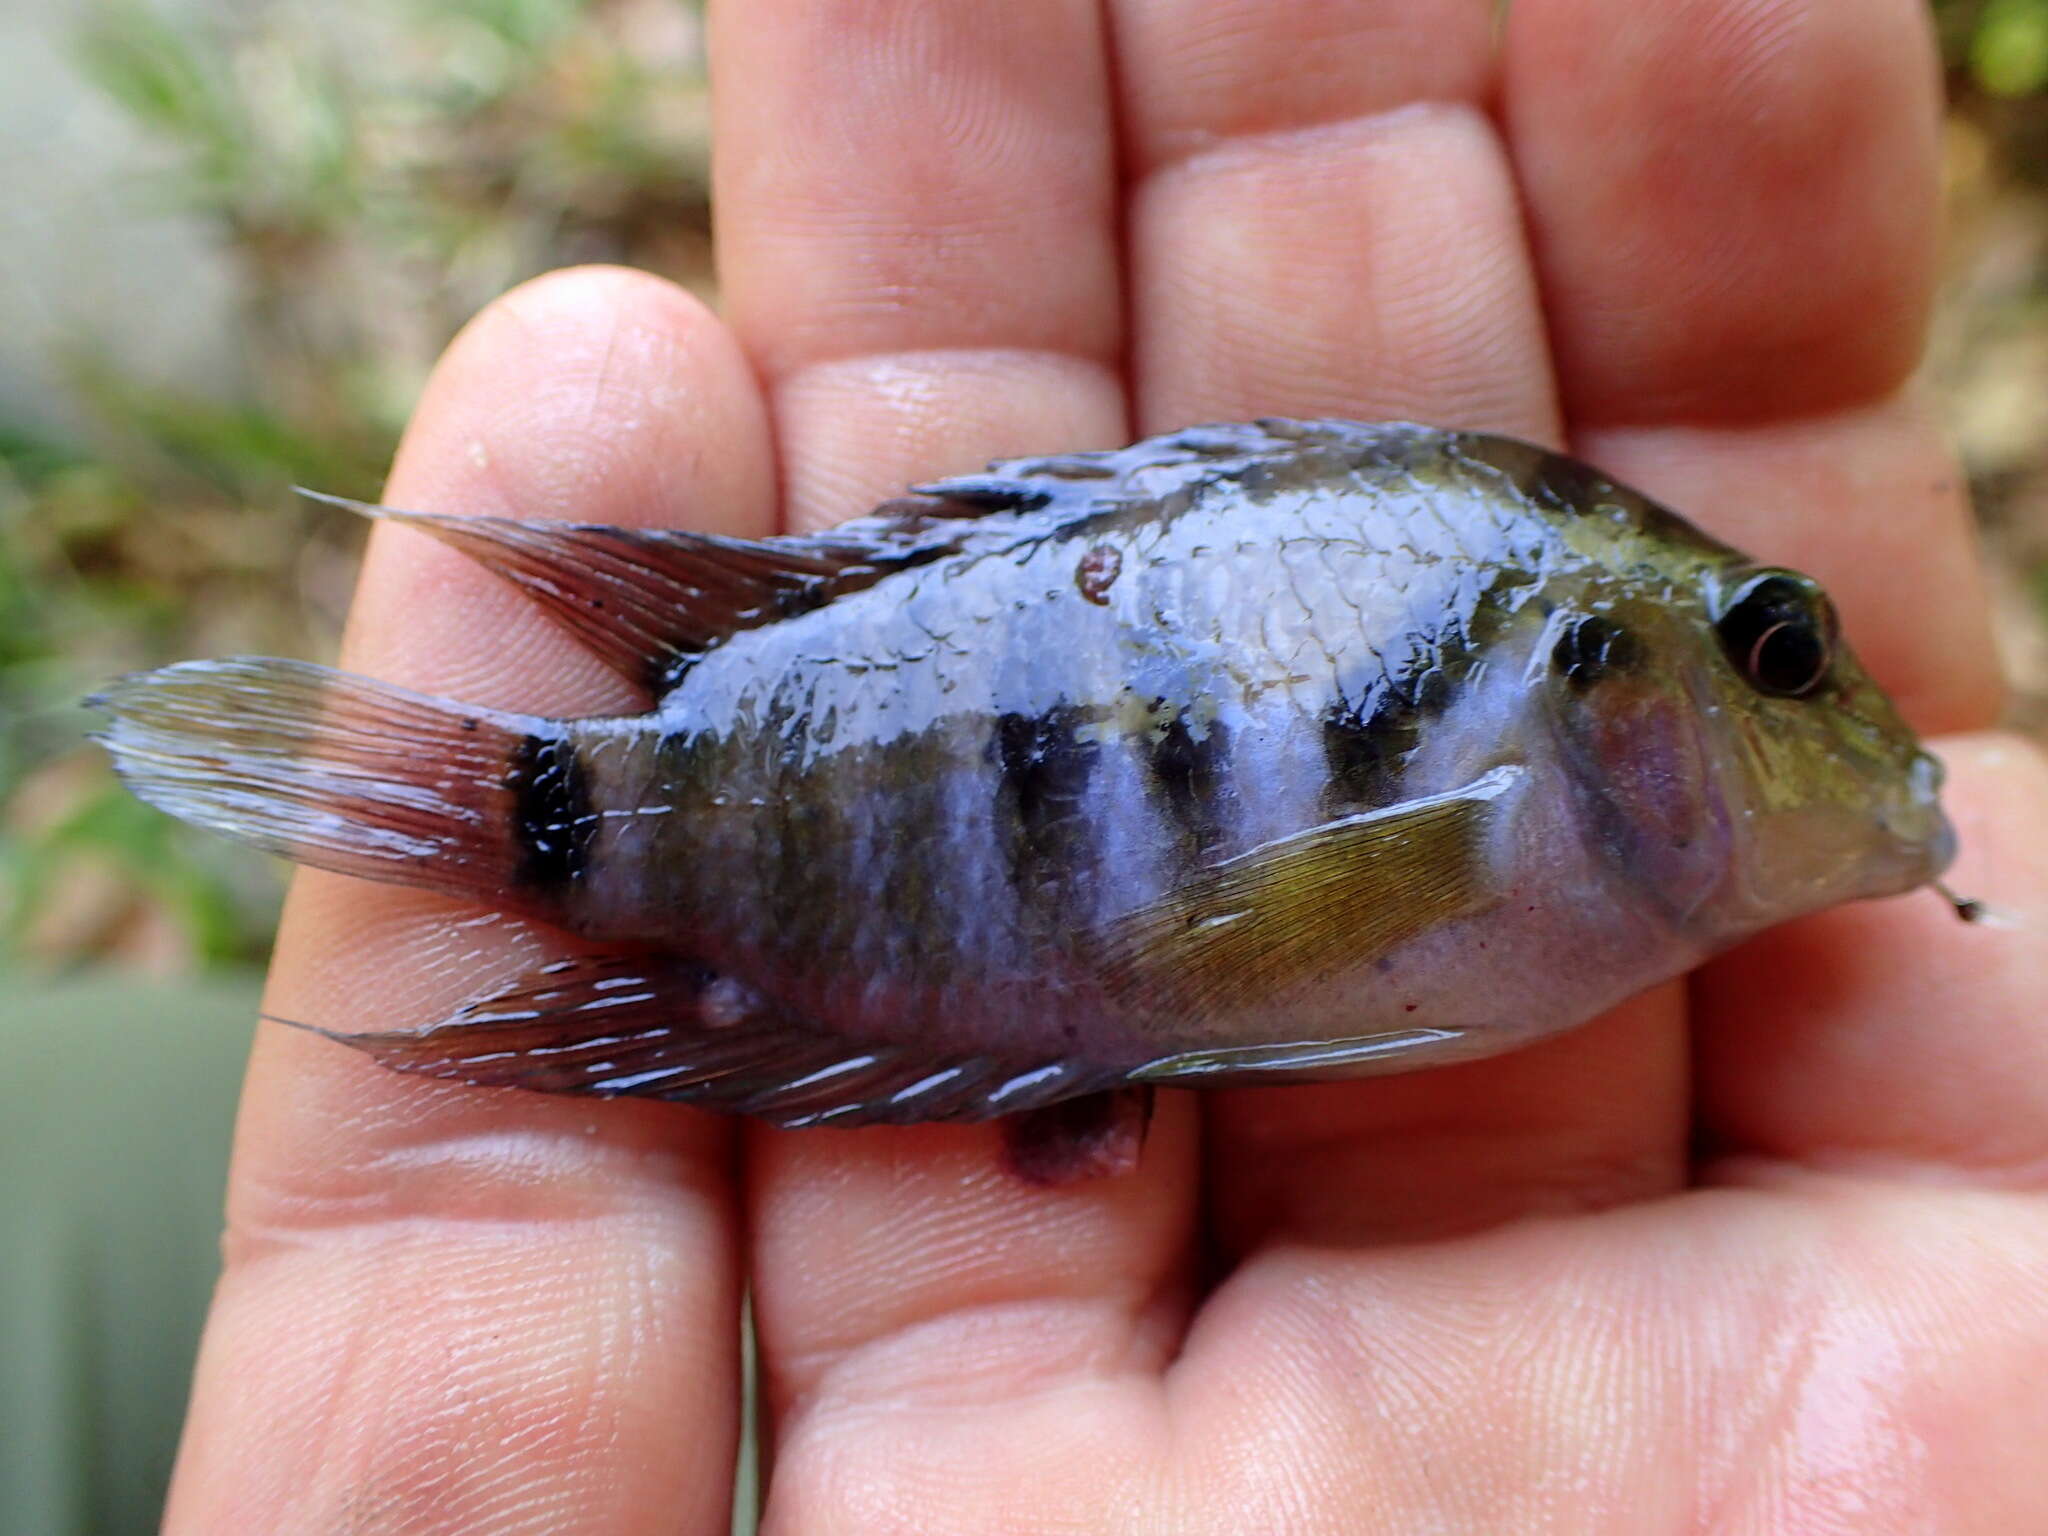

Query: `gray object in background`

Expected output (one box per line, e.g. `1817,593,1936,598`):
0,973,251,1536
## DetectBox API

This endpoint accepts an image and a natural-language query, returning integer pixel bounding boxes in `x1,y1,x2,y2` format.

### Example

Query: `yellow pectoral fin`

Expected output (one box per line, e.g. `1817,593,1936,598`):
1091,766,1521,1018
1132,1027,1474,1083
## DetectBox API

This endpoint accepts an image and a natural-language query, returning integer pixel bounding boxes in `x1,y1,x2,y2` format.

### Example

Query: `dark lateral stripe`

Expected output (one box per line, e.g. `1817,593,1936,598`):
992,706,1100,902
506,732,597,887
1146,713,1232,857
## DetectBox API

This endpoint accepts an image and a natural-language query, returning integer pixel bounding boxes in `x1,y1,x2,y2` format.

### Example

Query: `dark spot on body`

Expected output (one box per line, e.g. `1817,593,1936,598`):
1075,544,1122,604
1147,713,1232,856
1404,1002,1418,1012
1531,451,1613,511
992,705,1100,903
1322,693,1419,811
506,733,597,887
1409,667,1451,711
1552,613,1639,691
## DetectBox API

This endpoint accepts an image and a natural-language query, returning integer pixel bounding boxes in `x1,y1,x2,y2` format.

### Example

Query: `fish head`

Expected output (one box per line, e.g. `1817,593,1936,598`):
1688,563,1954,934
1546,552,1954,945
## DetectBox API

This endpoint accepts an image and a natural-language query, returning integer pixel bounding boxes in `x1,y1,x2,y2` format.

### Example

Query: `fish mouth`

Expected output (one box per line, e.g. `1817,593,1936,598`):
1884,751,1957,882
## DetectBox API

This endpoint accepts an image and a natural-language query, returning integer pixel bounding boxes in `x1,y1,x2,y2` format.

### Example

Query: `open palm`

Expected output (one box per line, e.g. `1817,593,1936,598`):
165,1,2048,1530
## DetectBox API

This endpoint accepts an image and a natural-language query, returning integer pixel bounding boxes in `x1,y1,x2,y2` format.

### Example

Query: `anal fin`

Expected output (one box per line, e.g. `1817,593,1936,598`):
299,950,1122,1130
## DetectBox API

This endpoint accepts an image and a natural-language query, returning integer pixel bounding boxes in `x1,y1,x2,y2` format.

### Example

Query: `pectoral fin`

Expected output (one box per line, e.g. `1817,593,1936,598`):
1090,767,1520,1018
1002,1087,1155,1184
1133,1027,1475,1084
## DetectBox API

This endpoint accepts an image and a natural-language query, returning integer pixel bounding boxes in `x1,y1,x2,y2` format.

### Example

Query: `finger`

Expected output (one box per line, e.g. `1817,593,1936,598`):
1506,0,1939,428
1118,0,1557,439
711,0,1128,528
706,0,1201,1467
1180,1180,2048,1529
1694,733,2048,1181
164,268,774,1535
1505,0,2002,732
1113,0,1687,1251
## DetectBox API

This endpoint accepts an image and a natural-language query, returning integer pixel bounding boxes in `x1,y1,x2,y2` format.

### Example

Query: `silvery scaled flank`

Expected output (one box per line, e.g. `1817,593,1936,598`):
91,420,1960,1154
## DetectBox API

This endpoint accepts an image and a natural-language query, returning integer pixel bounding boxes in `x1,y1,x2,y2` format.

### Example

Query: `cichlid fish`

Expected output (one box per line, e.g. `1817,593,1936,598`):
93,420,1956,1144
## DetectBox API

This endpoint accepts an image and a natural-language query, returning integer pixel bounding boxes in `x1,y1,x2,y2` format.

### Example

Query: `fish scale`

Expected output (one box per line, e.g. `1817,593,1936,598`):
91,419,1958,1142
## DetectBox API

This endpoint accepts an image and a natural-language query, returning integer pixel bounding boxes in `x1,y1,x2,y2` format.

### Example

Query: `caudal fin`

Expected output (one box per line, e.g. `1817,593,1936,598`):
89,658,584,901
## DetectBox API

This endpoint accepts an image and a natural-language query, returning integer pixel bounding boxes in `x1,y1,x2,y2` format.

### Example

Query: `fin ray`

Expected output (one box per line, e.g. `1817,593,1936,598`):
304,491,965,690
315,951,1124,1128
1133,1027,1475,1084
91,658,561,900
1090,767,1521,1018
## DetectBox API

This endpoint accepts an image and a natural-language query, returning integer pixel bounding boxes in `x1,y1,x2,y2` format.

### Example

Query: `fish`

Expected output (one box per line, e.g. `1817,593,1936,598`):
91,419,1957,1166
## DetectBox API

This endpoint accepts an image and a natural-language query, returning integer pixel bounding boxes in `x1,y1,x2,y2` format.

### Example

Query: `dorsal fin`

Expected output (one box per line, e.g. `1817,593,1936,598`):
301,491,964,692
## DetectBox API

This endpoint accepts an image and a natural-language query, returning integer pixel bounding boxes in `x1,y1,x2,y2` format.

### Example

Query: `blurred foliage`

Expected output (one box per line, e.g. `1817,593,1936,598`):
1941,0,2048,97
1932,4,2048,731
0,0,710,973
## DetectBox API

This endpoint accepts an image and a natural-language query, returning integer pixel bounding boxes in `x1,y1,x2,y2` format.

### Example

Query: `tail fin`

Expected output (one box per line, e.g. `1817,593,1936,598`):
89,658,581,901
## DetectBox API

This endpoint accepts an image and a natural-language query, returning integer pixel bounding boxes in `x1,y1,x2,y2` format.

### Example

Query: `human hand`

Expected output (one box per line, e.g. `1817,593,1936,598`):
164,1,2048,1530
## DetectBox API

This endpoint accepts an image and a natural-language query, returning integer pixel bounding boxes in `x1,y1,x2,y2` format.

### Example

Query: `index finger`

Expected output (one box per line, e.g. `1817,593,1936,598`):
1503,0,2002,732
164,269,773,1534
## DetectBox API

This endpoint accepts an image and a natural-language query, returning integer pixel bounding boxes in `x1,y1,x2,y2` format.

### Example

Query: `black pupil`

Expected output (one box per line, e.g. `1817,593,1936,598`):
1715,572,1832,698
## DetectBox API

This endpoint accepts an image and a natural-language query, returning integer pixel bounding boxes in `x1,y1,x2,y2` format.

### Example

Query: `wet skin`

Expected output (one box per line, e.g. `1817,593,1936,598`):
164,2,2048,1533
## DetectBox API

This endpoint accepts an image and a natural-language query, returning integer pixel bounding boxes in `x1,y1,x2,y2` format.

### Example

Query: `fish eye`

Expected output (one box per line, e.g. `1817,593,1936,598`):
1713,569,1836,699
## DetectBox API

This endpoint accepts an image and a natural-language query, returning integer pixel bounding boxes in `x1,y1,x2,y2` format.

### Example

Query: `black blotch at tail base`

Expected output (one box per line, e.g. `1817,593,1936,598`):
505,733,596,887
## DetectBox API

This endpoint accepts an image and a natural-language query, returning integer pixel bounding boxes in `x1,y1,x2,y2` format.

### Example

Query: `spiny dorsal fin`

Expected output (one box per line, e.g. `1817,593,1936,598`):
1089,767,1522,1020
302,491,964,692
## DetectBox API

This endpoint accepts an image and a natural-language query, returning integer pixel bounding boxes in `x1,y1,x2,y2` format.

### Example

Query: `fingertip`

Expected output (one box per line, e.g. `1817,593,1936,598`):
174,263,768,1529
345,262,776,711
1506,0,1943,425
391,262,774,538
1579,395,2006,738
